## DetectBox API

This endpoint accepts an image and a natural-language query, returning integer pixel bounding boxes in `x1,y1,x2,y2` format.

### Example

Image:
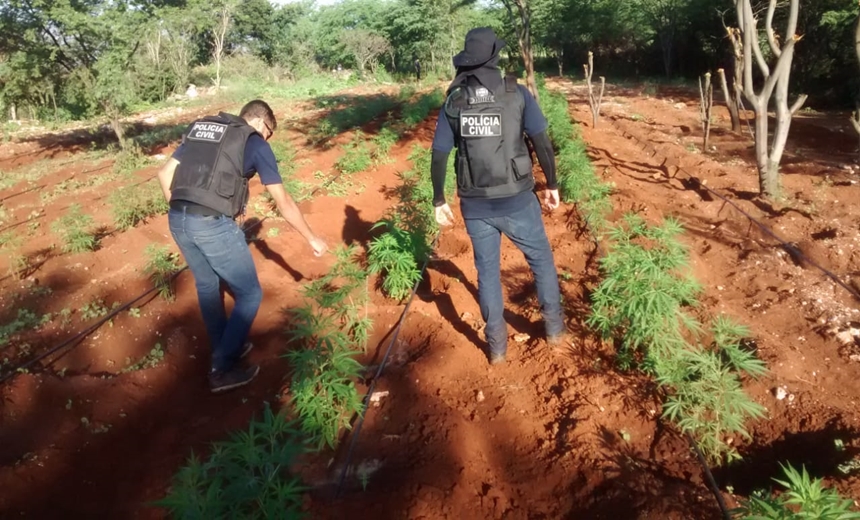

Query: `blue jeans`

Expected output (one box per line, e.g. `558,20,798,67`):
464,196,564,356
168,208,262,372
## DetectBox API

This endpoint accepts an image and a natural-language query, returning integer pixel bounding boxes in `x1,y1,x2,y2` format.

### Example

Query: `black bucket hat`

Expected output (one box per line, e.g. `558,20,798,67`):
452,27,506,68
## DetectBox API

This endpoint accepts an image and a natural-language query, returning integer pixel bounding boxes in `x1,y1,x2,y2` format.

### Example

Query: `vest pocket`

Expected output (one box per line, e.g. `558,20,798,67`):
511,154,533,181
456,155,471,190
215,170,237,197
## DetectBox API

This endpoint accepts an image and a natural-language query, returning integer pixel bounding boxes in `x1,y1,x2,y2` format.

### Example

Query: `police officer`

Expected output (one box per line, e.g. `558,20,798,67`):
430,28,565,365
157,99,327,392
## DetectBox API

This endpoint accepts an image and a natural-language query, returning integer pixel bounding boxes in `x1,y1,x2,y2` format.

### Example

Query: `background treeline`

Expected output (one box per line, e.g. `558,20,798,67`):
1,0,858,128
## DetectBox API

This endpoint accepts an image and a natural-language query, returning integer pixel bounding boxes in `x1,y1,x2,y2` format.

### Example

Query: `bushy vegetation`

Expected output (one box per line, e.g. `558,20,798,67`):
143,244,185,301
51,204,99,253
368,145,452,301
731,463,860,519
536,75,612,230
156,404,307,520
536,81,769,469
285,245,371,449
110,180,169,231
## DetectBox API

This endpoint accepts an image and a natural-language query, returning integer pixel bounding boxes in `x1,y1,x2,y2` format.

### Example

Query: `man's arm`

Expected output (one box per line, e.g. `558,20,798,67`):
430,109,456,225
265,183,327,256
157,158,179,202
520,86,561,210
530,131,558,190
248,135,327,255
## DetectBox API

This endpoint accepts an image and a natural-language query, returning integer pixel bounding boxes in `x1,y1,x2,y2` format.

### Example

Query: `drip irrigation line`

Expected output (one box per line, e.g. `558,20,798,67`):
607,116,860,303
0,268,186,385
685,432,732,520
335,232,441,497
0,216,271,385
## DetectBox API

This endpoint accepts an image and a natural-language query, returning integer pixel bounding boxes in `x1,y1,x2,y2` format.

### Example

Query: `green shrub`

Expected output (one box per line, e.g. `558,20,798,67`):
110,179,169,230
284,246,371,449
334,131,373,175
144,244,184,301
51,203,98,253
732,463,860,519
156,403,307,519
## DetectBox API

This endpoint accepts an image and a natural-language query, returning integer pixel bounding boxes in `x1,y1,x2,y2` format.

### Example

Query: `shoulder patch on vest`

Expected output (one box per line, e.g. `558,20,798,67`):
460,113,502,138
468,86,495,104
186,121,228,143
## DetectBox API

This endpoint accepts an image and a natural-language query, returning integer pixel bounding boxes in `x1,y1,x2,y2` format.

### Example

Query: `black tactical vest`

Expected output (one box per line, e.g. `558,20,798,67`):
444,75,534,199
171,112,258,217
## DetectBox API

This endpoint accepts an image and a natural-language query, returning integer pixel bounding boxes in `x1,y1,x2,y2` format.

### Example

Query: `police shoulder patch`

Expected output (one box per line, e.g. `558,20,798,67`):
186,121,228,143
459,112,502,138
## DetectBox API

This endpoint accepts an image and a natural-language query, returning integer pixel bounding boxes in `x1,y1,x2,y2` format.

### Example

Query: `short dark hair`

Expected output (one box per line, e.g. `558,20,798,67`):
239,99,276,131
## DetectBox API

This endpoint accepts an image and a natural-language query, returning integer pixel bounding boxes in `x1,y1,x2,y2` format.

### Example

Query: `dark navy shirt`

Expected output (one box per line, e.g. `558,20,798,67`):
172,134,283,186
431,85,548,219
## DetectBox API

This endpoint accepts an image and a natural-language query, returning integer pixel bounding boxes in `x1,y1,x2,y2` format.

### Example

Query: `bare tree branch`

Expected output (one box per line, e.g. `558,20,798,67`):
765,0,781,57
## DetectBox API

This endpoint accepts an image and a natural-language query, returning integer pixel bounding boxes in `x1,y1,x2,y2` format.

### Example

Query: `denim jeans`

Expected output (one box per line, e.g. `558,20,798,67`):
464,195,564,356
168,208,262,372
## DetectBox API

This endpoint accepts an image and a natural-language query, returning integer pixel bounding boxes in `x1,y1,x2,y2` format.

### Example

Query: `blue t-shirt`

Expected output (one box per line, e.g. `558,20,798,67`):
431,85,548,219
172,134,283,186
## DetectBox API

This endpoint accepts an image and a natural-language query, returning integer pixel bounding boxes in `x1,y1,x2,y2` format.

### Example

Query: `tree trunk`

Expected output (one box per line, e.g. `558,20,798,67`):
753,103,773,197
10,103,17,121
737,0,805,200
660,32,674,78
556,47,563,76
110,113,126,149
584,52,605,128
717,69,741,132
852,12,860,160
699,73,713,151
504,0,539,100
213,3,233,90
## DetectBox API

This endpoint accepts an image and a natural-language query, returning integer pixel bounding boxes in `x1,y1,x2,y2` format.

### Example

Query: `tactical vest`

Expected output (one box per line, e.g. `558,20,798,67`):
171,112,258,217
444,75,534,199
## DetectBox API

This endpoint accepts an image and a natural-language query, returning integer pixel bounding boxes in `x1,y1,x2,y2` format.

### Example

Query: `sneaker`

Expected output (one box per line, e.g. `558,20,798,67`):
240,341,254,358
209,363,260,393
488,352,506,365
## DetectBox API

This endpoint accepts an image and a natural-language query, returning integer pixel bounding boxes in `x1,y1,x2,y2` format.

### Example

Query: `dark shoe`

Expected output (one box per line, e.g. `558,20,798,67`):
488,352,506,365
240,341,253,358
209,364,260,393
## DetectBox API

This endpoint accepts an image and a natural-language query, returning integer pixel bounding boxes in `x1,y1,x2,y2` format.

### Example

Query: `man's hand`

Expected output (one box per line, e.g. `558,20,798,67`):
543,189,560,211
308,236,328,257
435,203,455,226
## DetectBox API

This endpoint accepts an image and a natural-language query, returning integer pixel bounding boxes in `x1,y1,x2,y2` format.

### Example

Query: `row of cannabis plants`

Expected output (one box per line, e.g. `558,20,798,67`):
538,76,859,518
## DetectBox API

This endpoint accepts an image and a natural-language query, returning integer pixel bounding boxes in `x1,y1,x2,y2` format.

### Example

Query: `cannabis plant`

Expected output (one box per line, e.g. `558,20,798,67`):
111,180,169,230
156,403,307,520
732,463,860,519
368,221,428,301
587,215,702,369
144,244,184,301
283,246,371,449
285,307,364,450
335,132,373,175
51,203,98,253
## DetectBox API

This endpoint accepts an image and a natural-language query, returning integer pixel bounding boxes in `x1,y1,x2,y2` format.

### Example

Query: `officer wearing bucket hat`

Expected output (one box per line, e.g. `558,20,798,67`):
430,27,566,365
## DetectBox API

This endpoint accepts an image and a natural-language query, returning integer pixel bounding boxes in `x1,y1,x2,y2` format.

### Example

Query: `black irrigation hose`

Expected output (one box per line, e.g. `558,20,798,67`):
607,116,860,303
335,232,441,497
685,432,732,520
0,268,187,384
0,216,271,385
